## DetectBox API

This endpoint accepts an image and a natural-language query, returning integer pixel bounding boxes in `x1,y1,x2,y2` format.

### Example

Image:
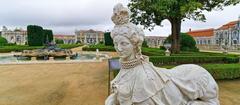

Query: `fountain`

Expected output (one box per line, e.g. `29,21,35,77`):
14,43,77,60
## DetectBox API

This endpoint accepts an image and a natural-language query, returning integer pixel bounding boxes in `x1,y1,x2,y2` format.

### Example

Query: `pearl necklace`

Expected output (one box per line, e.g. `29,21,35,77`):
120,58,142,69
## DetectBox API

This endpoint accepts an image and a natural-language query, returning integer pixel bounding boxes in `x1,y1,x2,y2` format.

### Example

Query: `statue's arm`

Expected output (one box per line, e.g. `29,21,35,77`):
105,93,118,105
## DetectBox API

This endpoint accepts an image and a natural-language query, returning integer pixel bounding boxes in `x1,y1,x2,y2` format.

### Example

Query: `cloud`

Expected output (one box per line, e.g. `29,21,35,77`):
0,0,239,36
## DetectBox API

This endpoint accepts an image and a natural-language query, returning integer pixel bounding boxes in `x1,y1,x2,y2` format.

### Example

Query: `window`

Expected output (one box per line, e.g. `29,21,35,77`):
208,40,211,44
204,40,207,44
233,40,237,44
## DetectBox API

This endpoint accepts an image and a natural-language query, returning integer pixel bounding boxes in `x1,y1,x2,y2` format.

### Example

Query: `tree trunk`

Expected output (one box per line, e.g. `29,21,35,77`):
170,18,181,54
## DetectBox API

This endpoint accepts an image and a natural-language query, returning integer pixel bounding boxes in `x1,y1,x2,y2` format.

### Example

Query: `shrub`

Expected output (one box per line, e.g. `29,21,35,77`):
43,29,53,44
142,47,165,56
0,36,8,46
27,25,44,46
142,40,149,48
203,64,240,80
224,57,239,63
164,33,199,52
0,45,43,53
3,43,16,46
161,64,240,80
104,32,114,46
58,44,82,49
55,39,64,44
82,44,116,51
149,56,229,66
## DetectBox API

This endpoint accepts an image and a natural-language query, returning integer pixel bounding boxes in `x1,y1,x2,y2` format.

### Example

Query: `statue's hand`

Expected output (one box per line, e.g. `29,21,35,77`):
105,93,117,105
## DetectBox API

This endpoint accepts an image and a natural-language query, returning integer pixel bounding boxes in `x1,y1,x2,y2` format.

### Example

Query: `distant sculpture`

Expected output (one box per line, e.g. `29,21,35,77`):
105,3,219,105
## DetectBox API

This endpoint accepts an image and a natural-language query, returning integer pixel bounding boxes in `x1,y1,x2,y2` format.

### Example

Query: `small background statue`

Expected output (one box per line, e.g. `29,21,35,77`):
105,3,219,105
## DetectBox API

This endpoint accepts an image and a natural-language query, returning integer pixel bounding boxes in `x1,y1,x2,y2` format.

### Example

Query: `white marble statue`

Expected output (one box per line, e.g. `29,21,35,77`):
105,3,219,105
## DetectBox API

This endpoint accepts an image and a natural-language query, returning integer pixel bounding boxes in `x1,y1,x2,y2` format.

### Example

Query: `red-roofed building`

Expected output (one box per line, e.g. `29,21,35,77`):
187,17,240,50
187,28,214,45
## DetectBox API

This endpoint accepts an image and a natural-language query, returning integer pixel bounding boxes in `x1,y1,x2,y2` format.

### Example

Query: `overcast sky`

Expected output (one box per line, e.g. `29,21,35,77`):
0,0,239,36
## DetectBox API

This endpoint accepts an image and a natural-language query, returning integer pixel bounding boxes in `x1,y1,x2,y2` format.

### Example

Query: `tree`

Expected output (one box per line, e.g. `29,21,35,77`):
164,33,199,52
128,0,239,53
27,25,44,46
43,29,53,44
104,32,114,46
142,40,149,48
0,36,8,46
55,39,64,44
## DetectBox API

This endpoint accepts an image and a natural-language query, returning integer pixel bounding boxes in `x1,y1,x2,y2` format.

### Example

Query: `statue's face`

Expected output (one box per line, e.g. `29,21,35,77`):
113,35,135,60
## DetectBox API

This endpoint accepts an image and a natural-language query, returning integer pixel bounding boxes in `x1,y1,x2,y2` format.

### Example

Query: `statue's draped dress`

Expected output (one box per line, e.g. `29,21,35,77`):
111,56,219,105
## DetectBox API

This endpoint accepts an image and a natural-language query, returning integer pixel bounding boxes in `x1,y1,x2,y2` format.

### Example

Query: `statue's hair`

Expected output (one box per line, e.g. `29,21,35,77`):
111,23,144,59
111,3,130,25
111,3,145,59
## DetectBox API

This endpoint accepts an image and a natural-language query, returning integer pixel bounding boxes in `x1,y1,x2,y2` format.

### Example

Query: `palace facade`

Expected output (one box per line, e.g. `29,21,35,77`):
75,29,104,44
187,17,240,50
54,35,77,44
145,36,166,48
1,26,27,45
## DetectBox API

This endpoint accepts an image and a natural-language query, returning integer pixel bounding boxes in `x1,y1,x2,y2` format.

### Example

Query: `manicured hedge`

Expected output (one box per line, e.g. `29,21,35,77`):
203,64,240,80
0,44,81,53
112,63,240,80
142,47,165,56
58,44,82,49
82,44,116,52
162,64,240,80
0,45,43,53
149,56,239,66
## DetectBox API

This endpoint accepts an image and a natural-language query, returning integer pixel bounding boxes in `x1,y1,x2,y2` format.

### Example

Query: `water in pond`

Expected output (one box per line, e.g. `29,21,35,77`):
0,54,102,64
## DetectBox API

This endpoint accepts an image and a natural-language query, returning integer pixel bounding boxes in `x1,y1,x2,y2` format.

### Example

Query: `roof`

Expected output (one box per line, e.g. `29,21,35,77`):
187,28,214,37
145,36,167,39
54,35,75,38
217,20,239,30
77,29,104,33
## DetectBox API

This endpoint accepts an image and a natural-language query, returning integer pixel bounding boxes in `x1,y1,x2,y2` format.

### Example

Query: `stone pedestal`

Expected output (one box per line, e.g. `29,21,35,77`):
165,49,171,56
66,56,71,60
31,57,37,61
96,49,100,60
49,57,54,61
223,50,228,55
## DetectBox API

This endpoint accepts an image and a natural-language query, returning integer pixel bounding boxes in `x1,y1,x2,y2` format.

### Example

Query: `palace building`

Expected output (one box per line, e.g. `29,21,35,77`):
75,29,104,44
145,36,167,48
187,16,240,50
1,26,27,45
53,35,77,44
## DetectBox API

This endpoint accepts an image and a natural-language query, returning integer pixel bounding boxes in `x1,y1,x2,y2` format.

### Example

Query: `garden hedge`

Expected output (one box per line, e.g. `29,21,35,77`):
111,63,240,80
149,56,239,66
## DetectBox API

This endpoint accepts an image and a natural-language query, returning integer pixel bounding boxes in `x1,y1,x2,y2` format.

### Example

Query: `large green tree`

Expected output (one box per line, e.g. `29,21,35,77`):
27,25,44,46
27,25,54,46
128,0,239,53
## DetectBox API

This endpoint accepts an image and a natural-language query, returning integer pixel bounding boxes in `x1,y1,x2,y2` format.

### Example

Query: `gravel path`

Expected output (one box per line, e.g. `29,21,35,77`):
0,62,239,105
